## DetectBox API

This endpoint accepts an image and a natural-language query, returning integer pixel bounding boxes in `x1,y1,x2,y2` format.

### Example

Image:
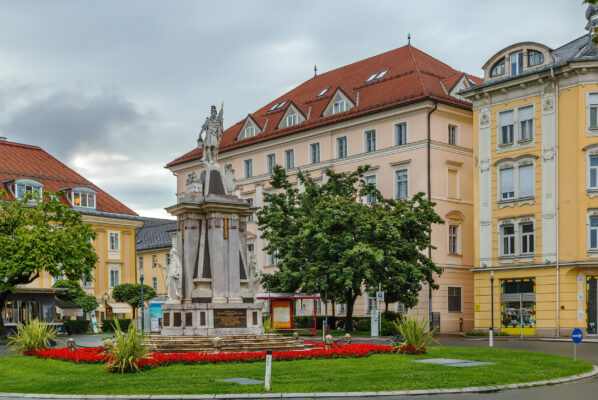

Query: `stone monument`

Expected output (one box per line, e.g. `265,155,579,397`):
160,104,262,336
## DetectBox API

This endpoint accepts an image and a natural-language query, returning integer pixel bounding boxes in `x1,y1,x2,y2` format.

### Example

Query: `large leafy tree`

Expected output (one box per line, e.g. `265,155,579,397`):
111,283,157,318
0,191,98,337
52,279,99,314
258,166,444,331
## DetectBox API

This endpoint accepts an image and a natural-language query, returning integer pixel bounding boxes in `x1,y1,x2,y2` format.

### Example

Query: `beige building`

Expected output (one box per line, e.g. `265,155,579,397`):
168,45,480,332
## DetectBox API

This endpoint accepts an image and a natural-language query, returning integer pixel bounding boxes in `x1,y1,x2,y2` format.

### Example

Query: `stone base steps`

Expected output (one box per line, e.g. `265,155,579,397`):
145,333,310,353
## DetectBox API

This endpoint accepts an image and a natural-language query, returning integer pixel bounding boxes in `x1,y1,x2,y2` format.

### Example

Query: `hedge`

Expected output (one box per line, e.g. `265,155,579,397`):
100,318,132,332
63,320,91,334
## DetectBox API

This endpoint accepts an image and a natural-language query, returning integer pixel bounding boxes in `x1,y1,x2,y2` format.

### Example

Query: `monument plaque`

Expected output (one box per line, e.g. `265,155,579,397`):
214,309,247,328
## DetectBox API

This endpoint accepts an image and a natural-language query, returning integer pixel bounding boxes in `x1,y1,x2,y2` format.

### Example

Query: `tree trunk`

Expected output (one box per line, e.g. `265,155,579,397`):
344,290,358,332
0,291,9,338
385,302,389,313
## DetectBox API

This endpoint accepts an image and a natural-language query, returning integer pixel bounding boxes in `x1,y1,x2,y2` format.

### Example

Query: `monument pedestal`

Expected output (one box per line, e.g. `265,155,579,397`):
161,160,263,337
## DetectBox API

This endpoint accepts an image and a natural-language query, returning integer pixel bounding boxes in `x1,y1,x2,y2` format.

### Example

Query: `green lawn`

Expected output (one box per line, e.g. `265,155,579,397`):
0,347,592,395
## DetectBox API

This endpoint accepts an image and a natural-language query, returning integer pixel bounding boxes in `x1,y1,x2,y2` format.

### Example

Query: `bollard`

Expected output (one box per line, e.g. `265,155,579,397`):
103,339,113,352
67,338,76,351
343,333,352,345
292,331,299,341
212,337,222,354
265,350,272,391
325,334,333,350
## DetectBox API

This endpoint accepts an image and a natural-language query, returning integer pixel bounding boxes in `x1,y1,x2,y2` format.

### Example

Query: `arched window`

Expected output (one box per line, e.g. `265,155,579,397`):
527,50,544,67
490,58,505,77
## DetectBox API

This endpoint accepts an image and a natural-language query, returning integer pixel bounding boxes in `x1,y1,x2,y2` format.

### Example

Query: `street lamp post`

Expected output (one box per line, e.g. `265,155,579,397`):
490,271,494,348
102,293,109,323
140,263,145,333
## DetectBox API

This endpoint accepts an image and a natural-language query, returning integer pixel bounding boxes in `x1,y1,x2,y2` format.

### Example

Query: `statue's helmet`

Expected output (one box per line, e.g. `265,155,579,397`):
211,105,217,116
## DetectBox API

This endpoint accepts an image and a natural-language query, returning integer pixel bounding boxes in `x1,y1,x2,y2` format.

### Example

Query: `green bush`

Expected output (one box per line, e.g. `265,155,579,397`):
105,319,150,373
101,319,132,333
8,319,58,354
354,318,370,332
393,316,439,351
465,329,513,337
63,320,90,335
380,319,395,336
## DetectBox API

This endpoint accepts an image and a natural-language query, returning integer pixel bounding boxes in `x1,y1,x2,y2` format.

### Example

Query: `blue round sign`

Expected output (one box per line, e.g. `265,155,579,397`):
572,328,583,344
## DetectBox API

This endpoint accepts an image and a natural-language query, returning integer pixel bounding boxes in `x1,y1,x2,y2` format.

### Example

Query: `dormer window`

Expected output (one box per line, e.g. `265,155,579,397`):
333,99,346,114
68,187,97,209
9,178,43,201
324,91,354,117
510,52,523,76
528,50,544,67
286,109,299,127
491,58,505,77
239,119,259,140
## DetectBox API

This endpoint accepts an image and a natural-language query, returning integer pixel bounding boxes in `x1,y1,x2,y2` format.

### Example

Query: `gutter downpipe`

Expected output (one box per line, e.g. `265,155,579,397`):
427,100,438,329
551,66,560,337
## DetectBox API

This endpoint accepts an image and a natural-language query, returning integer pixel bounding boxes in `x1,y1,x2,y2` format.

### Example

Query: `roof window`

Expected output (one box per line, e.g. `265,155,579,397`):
269,103,279,111
276,101,287,110
365,70,388,83
317,88,329,97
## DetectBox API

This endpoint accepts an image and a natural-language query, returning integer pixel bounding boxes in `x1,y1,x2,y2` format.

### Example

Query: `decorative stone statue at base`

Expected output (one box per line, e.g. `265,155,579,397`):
154,249,182,303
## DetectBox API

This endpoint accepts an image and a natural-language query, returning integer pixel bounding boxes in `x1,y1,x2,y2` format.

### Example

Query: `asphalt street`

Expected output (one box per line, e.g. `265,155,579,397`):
0,335,596,399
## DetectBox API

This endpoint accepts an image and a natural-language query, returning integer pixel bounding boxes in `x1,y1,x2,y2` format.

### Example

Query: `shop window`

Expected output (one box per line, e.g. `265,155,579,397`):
501,278,536,331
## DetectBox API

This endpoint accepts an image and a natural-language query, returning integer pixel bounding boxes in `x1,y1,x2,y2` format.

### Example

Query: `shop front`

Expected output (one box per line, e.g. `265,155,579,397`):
1,288,62,335
588,275,597,335
500,278,536,335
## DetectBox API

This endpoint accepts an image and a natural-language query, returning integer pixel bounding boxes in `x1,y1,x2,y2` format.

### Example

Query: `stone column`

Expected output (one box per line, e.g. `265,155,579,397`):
209,217,227,303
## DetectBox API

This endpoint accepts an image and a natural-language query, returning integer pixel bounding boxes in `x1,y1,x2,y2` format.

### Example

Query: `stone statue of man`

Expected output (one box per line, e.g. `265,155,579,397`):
154,249,182,303
247,253,260,298
198,104,224,164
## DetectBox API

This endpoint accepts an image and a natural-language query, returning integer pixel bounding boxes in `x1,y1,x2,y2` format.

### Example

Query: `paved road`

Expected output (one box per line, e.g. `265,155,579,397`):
0,335,596,399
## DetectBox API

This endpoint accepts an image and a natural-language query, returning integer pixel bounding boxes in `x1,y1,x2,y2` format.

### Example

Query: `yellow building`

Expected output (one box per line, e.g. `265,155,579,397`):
135,218,177,299
462,7,598,337
0,139,144,324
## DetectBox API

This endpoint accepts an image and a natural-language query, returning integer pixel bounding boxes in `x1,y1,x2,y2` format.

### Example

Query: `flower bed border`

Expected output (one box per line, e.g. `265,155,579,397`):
27,343,421,370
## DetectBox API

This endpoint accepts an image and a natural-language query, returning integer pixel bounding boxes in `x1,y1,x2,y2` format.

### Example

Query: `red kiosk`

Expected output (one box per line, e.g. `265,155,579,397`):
256,292,321,336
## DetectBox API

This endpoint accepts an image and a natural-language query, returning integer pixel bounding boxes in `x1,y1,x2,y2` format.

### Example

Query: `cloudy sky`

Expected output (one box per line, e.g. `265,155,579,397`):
0,1,586,218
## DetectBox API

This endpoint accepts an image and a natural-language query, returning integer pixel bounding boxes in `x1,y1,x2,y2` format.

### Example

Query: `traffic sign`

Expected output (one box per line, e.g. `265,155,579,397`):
572,328,583,344
376,291,384,302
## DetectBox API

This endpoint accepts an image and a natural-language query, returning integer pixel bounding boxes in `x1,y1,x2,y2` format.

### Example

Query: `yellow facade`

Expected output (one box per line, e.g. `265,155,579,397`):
465,38,598,337
137,248,169,298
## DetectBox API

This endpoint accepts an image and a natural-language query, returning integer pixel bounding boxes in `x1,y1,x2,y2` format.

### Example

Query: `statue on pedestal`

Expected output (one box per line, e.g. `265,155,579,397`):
247,253,260,299
153,249,182,303
198,104,224,164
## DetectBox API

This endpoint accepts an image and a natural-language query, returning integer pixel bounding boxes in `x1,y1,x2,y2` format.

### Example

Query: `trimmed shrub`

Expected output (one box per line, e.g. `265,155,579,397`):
354,318,370,332
63,320,91,335
101,319,132,333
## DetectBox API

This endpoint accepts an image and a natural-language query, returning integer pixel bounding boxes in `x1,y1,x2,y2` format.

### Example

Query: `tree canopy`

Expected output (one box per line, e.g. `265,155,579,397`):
0,191,98,337
257,165,444,331
111,283,157,316
52,279,99,314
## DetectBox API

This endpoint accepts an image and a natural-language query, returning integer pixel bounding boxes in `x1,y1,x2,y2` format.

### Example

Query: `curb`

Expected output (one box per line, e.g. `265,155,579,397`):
0,365,596,399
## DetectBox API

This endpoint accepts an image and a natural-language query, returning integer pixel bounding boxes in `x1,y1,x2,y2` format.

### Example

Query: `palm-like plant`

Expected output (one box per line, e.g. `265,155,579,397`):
392,316,439,351
105,318,150,373
8,319,58,354
263,316,277,333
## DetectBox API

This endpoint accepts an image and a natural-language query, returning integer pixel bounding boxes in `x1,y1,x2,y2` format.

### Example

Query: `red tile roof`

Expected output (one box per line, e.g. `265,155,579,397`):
168,45,480,168
0,140,137,216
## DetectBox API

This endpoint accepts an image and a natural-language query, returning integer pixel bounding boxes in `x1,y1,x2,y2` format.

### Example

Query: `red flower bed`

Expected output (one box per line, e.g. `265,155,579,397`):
27,342,422,370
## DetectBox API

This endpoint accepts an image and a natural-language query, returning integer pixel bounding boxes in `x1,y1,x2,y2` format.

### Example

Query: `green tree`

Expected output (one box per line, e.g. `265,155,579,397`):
111,283,157,318
258,166,443,331
0,191,98,338
52,279,99,314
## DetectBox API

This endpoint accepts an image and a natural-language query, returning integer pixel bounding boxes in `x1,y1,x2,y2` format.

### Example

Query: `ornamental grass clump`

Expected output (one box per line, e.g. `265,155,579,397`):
105,318,150,373
263,316,277,333
392,316,439,353
8,319,58,355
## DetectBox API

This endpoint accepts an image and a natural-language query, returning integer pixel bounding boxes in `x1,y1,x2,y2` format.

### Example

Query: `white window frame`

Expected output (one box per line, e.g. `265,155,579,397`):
519,220,535,256
496,104,536,152
285,110,299,127
364,129,376,153
336,136,348,159
500,222,516,257
364,174,377,204
395,122,407,146
309,142,320,164
447,286,462,313
332,99,346,114
510,51,523,76
11,179,43,202
241,124,256,139
81,278,94,288
109,267,121,288
284,149,294,170
245,198,254,222
244,159,253,178
394,167,409,199
495,156,536,207
448,124,458,146
266,153,276,174
585,144,598,197
71,189,96,209
448,224,460,255
152,277,158,291
587,210,598,257
108,231,120,252
587,91,598,136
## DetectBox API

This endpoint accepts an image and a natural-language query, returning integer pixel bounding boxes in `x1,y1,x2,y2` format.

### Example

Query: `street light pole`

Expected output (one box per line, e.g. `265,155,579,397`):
490,271,494,348
140,264,145,333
